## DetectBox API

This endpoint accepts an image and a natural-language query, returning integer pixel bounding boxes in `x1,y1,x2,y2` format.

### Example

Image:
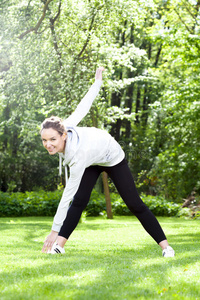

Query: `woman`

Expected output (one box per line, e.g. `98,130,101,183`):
41,67,175,257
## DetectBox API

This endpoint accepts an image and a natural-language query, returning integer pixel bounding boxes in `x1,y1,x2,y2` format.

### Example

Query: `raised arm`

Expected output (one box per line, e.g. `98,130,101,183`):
64,67,105,127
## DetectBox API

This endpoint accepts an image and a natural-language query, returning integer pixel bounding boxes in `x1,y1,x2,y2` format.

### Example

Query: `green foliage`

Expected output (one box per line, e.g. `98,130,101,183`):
142,194,180,217
144,0,200,199
89,191,180,217
0,190,62,217
111,193,132,216
0,190,181,217
0,0,159,193
85,190,106,216
111,193,180,217
177,207,193,219
0,0,200,202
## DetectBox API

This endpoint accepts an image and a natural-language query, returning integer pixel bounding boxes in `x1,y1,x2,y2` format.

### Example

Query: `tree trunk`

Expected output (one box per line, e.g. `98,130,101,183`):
125,80,134,138
141,85,149,126
110,90,122,141
135,86,140,124
91,108,112,219
102,172,113,219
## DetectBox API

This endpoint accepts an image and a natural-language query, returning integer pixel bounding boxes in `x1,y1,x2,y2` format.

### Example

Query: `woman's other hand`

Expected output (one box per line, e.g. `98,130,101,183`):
42,230,58,253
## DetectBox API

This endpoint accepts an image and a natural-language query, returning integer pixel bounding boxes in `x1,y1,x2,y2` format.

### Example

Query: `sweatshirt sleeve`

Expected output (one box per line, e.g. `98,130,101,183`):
63,79,102,127
52,162,86,232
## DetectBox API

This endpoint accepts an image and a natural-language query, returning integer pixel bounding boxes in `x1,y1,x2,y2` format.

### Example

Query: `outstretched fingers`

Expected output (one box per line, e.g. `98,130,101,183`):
95,67,105,80
42,230,58,253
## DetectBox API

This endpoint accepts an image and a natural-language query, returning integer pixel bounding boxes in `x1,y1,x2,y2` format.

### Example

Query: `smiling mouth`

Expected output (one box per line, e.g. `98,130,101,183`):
47,148,55,152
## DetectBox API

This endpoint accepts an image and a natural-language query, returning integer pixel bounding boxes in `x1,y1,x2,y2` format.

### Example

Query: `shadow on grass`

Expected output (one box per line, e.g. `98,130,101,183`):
0,217,200,300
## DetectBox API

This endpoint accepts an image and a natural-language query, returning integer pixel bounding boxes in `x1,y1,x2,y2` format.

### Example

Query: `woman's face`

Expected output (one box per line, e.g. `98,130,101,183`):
41,128,66,155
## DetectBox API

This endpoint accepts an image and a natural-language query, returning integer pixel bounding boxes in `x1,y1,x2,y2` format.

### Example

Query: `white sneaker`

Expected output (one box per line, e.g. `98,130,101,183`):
162,246,175,257
47,243,65,254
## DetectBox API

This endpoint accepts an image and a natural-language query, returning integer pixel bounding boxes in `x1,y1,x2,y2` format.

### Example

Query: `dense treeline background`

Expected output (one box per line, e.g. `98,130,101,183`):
0,0,200,202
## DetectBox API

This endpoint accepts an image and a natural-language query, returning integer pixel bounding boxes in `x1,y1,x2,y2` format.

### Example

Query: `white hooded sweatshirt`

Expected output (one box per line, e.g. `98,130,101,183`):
52,79,125,232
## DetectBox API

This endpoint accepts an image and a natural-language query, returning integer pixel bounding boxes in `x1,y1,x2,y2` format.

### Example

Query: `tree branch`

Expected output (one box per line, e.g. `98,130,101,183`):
51,0,61,24
174,7,193,34
77,13,96,58
77,4,104,59
18,0,53,39
49,0,62,68
182,0,199,28
26,0,32,12
154,44,162,67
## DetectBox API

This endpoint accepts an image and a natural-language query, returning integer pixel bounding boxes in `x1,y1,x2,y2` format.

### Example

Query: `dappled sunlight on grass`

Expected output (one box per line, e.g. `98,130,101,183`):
0,216,200,299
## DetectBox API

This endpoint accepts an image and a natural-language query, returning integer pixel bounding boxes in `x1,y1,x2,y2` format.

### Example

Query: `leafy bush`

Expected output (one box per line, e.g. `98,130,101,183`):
176,207,193,219
141,194,180,216
0,192,24,216
110,193,132,216
87,192,180,217
0,190,62,217
0,190,181,217
85,190,106,216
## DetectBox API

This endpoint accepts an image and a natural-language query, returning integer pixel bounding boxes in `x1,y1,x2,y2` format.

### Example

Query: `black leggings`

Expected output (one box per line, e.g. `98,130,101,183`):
59,159,166,244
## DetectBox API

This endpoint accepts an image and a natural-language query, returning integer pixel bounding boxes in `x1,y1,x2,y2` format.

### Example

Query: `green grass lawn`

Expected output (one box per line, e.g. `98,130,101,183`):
0,216,200,300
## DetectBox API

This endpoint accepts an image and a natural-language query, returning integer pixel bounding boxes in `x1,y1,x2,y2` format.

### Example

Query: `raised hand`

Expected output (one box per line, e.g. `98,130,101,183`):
95,67,105,80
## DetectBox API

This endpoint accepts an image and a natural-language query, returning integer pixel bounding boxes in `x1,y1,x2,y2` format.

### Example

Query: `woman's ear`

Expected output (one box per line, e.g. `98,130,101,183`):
62,132,67,140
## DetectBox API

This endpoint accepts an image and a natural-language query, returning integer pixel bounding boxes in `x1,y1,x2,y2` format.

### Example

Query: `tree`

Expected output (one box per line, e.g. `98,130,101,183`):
1,0,199,202
1,0,153,192
144,0,200,199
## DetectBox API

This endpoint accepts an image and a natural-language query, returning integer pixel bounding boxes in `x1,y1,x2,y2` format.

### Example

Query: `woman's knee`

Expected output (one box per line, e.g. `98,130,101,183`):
72,195,89,209
126,200,148,215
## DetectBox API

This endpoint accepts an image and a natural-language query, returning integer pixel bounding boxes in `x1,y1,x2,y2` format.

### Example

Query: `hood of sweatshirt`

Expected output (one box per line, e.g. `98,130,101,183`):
58,127,80,178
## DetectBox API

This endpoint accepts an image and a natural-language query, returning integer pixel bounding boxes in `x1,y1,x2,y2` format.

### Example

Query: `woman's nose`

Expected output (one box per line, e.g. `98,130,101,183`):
46,141,51,148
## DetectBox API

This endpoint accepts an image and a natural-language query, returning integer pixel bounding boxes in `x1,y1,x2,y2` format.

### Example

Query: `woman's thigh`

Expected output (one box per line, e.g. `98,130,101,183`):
72,165,101,208
105,160,145,213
